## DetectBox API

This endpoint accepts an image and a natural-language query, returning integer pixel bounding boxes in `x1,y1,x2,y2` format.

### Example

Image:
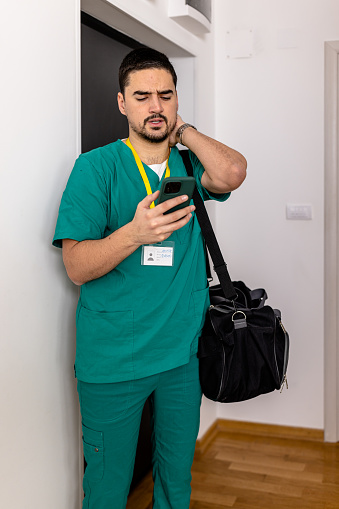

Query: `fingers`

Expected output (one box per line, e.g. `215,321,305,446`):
150,202,195,238
176,114,183,125
134,192,195,241
151,193,196,227
156,194,191,215
163,203,195,223
131,194,195,246
146,209,193,242
164,209,193,232
139,191,195,219
140,190,160,209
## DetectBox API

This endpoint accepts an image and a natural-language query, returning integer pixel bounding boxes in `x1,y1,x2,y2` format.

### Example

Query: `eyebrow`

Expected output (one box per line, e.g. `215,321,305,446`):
133,89,174,96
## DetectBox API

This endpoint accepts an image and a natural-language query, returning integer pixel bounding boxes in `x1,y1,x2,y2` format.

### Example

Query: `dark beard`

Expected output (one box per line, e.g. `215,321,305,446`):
136,129,170,144
130,114,176,144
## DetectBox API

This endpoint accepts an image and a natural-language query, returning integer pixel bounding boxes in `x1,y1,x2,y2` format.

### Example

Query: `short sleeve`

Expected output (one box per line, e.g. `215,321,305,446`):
189,150,231,203
52,155,108,248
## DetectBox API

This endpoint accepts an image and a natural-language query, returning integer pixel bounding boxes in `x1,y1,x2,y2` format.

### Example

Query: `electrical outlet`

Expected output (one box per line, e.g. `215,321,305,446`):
286,204,313,220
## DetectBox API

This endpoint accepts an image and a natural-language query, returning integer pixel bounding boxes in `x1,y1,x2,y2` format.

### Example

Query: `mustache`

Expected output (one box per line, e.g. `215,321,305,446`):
144,114,168,125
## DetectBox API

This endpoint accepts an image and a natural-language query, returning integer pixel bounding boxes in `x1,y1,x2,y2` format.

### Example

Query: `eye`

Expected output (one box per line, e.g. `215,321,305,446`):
161,96,171,101
136,97,147,101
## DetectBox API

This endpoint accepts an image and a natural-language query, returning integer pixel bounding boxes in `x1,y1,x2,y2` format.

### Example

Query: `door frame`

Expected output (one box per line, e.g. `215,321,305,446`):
324,40,339,443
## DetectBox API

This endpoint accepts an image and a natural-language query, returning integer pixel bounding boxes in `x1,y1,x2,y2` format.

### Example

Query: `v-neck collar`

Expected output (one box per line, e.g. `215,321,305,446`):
119,139,171,192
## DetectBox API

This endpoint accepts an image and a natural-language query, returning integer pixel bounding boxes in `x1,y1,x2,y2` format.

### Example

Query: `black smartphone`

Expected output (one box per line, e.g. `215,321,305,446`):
157,177,196,214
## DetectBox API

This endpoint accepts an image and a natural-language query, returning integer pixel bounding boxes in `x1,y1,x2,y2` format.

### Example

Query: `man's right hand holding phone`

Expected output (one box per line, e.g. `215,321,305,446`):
128,190,195,247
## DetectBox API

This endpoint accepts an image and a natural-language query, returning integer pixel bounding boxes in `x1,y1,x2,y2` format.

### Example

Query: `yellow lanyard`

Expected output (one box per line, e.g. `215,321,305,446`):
126,138,170,208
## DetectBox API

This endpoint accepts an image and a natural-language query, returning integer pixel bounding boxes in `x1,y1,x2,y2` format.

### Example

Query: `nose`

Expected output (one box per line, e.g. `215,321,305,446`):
149,94,163,113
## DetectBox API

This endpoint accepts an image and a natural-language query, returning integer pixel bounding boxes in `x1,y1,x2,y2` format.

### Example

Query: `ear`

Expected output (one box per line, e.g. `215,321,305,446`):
117,92,126,116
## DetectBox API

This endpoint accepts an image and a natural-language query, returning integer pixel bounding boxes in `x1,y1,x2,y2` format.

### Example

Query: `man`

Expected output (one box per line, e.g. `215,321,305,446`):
53,47,246,509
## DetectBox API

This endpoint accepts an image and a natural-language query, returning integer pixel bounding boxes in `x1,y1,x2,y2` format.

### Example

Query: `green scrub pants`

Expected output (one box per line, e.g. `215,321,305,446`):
77,354,202,509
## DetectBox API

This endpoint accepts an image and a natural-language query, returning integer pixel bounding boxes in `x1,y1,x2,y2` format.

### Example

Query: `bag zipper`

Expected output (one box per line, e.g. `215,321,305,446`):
210,305,228,401
277,317,289,392
216,342,226,401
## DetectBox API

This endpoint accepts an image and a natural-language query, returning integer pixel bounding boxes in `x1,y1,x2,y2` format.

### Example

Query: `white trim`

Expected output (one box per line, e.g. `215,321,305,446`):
324,40,339,443
81,0,194,57
168,0,211,34
74,2,83,506
75,0,82,158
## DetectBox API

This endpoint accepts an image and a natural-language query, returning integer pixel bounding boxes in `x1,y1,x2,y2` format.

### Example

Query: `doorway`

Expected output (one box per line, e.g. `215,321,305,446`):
81,12,143,152
81,12,153,490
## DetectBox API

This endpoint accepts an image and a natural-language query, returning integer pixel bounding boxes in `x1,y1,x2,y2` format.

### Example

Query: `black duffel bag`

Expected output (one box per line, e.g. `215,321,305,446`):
180,151,289,403
199,281,289,402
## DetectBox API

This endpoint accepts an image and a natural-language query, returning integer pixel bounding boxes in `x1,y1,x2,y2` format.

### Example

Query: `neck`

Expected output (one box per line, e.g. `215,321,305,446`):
127,132,170,164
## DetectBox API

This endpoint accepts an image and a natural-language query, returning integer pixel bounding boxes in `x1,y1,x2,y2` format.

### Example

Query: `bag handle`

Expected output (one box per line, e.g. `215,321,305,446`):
179,150,237,300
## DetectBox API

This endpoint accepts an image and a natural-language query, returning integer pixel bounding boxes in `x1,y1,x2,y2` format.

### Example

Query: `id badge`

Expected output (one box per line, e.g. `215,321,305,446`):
141,242,174,266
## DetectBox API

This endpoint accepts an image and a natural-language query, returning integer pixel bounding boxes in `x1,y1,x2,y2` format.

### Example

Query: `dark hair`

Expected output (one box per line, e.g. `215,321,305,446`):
119,47,177,95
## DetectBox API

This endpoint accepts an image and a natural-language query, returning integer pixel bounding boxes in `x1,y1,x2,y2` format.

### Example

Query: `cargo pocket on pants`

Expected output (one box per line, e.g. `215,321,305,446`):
82,424,104,483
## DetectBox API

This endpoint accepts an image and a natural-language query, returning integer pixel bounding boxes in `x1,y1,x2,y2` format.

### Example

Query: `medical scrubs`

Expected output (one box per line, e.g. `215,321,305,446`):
53,140,229,508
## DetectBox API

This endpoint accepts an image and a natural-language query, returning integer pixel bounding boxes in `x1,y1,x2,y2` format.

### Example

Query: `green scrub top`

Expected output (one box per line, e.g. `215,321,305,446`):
53,140,229,383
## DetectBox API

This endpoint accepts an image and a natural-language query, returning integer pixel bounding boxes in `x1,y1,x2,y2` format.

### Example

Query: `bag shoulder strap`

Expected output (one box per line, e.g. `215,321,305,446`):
179,150,237,300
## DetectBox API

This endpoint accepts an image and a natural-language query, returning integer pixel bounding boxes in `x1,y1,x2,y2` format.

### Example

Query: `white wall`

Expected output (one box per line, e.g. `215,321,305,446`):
0,1,217,507
0,1,82,508
213,0,339,430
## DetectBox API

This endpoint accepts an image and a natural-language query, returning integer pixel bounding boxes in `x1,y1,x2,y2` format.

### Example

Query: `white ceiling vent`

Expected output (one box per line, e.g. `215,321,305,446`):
168,0,211,35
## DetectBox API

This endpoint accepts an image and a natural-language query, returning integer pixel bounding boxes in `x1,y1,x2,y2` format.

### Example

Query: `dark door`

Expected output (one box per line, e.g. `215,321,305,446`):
81,12,152,491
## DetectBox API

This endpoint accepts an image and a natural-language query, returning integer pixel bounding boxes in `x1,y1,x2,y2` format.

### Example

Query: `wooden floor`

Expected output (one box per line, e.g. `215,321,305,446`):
127,420,339,509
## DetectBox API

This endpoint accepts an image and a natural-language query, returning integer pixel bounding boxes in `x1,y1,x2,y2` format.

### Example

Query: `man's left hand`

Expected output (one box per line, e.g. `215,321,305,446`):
169,114,185,147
